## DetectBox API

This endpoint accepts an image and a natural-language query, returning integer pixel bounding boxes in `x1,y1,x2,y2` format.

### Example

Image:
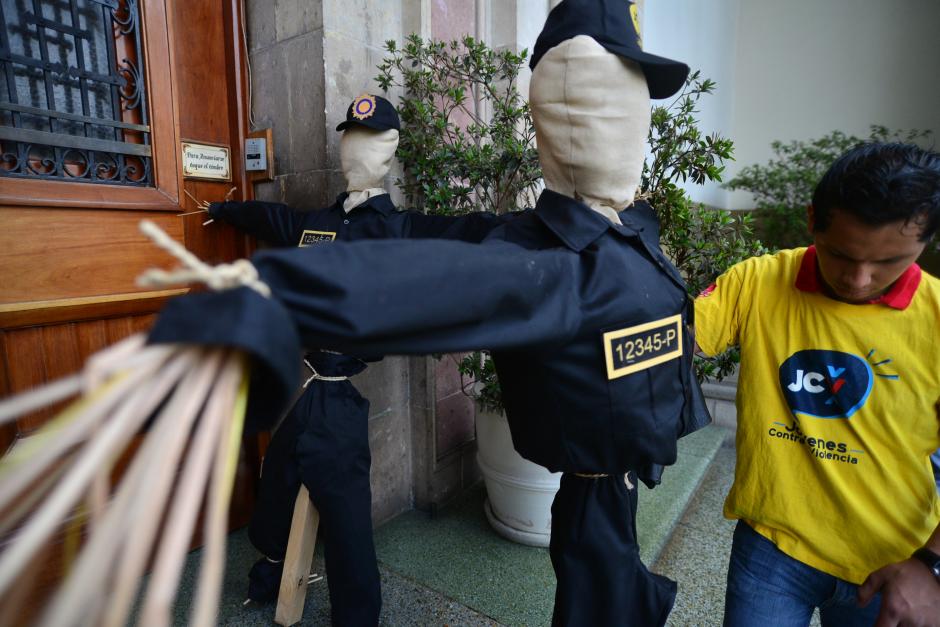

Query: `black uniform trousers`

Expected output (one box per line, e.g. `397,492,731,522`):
550,474,676,627
248,353,380,626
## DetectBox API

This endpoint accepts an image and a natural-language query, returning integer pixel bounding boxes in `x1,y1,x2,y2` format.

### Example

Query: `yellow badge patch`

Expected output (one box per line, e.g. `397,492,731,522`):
630,4,642,46
298,230,337,247
603,314,682,379
351,93,377,121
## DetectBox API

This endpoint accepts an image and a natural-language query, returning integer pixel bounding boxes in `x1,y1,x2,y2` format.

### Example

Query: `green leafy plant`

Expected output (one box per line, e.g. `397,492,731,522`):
642,71,765,381
453,352,502,415
378,35,539,414
726,126,934,251
376,35,541,216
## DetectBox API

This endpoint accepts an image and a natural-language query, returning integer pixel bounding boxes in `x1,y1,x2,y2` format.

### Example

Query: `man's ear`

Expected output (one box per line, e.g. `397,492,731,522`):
806,204,815,234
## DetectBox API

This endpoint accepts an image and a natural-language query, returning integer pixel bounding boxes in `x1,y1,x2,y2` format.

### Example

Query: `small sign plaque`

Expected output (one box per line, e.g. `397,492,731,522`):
181,142,231,181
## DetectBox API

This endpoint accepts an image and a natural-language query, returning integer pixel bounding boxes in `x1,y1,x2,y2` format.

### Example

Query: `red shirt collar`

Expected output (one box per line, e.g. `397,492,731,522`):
795,245,922,310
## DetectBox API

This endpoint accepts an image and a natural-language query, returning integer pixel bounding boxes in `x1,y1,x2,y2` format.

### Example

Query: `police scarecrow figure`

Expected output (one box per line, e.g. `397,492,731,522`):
208,94,502,624
524,2,701,623
148,1,709,624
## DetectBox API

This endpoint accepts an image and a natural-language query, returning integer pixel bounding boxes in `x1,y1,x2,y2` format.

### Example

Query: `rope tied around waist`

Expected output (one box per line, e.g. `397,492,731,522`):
302,358,348,387
135,220,271,298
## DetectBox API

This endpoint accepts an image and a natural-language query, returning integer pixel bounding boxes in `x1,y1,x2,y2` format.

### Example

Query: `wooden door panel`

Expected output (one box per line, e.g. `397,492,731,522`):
0,327,50,433
0,1,260,615
168,0,238,146
0,207,184,304
74,319,111,361
0,289,185,329
0,314,156,436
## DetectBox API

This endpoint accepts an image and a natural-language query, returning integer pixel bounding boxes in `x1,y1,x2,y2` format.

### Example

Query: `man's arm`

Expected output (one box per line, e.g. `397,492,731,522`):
858,523,940,626
208,200,310,247
693,274,745,358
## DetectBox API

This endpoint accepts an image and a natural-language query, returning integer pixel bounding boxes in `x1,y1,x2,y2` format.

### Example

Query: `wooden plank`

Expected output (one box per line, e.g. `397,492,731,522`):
0,330,15,452
0,290,182,329
74,319,109,361
0,315,152,436
275,487,320,627
2,327,52,434
0,178,180,212
41,323,82,382
168,0,234,146
0,208,185,305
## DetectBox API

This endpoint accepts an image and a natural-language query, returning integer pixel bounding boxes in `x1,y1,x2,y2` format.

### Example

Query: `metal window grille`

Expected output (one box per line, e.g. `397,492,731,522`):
0,0,152,186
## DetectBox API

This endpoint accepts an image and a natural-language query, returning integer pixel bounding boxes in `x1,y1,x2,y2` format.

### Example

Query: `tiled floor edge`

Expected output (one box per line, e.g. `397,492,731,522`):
642,427,728,565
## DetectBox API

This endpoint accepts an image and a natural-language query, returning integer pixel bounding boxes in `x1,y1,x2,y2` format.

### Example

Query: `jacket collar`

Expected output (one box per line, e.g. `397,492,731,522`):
534,189,641,251
795,245,921,310
336,191,395,216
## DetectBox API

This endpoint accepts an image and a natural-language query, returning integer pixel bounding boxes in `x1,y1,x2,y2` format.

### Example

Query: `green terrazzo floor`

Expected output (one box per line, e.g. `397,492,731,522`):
168,530,499,626
637,424,729,564
373,424,727,626
170,425,727,625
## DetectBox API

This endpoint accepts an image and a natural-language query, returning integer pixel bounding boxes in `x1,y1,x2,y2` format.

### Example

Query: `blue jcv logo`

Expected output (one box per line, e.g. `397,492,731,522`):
779,350,873,419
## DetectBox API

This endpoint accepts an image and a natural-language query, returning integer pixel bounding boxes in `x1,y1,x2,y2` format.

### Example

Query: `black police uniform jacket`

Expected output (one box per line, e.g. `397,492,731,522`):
208,192,503,250
229,189,711,479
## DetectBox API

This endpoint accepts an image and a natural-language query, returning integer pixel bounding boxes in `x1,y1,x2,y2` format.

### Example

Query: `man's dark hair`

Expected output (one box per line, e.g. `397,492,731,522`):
811,142,940,241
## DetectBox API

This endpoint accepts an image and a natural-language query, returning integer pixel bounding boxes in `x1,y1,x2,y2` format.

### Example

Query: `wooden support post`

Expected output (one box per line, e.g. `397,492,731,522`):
274,486,319,626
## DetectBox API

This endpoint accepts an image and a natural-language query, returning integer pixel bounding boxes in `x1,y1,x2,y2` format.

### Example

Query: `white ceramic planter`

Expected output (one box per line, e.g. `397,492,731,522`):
475,409,561,547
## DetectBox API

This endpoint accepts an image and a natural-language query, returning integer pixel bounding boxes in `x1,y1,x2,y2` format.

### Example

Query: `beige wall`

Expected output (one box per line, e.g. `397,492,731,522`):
643,0,940,210
728,0,940,208
641,0,741,209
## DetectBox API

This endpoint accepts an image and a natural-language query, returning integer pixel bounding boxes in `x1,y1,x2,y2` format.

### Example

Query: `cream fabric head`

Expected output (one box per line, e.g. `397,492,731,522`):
339,126,399,212
529,35,650,224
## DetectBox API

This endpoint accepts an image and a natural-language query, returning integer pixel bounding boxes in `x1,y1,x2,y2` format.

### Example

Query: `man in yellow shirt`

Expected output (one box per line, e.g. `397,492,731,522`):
695,142,940,626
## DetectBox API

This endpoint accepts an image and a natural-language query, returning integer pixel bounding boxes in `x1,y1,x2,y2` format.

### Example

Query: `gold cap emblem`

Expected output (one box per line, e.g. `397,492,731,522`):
351,94,377,121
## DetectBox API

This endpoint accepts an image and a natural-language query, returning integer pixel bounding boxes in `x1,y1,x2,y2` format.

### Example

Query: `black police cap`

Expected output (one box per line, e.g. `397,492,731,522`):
335,94,401,132
530,0,690,99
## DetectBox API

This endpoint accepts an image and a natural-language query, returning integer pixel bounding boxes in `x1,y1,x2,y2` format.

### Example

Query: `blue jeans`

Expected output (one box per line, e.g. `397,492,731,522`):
723,521,881,627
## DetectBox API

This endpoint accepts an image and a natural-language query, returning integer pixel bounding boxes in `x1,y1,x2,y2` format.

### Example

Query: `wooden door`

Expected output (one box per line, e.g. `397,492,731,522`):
0,0,261,615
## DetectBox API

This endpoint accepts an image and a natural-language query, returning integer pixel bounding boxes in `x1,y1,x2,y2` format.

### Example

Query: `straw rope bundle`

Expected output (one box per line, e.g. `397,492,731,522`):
0,221,264,627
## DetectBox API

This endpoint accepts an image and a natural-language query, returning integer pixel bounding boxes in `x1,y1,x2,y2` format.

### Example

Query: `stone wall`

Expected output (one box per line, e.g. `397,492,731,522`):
243,0,414,526
702,373,739,429
243,2,329,209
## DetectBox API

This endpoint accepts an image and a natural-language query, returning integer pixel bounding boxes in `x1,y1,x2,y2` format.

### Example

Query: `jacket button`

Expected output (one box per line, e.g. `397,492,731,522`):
343,219,350,225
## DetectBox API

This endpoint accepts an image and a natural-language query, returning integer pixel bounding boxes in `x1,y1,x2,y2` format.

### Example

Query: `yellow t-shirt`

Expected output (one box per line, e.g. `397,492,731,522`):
695,248,940,583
